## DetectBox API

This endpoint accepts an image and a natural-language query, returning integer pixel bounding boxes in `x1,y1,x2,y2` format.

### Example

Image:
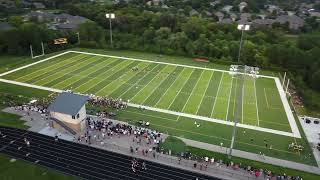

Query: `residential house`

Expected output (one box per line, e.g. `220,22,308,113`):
220,18,233,24
275,15,304,30
24,11,88,30
252,19,274,28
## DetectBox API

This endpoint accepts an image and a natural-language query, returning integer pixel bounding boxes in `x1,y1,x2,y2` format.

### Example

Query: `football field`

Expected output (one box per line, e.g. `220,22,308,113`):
0,51,298,136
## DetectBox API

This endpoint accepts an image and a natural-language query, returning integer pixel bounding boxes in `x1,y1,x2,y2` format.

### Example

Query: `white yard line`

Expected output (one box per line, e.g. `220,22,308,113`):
0,51,70,77
181,71,204,112
127,65,163,100
154,69,186,107
254,79,260,126
117,64,159,98
210,72,224,118
264,88,270,108
168,69,194,109
141,67,176,104
225,78,234,121
242,80,244,124
33,55,98,85
232,78,238,117
196,72,214,114
56,58,115,89
0,78,300,138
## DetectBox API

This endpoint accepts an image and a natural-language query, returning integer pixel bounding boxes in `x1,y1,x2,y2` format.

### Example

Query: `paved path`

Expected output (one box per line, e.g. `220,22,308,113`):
178,137,320,175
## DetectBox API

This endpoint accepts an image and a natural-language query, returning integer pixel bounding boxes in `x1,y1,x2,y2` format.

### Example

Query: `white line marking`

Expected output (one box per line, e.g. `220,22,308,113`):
168,69,194,109
181,70,204,112
131,66,166,99
117,64,159,99
274,78,301,138
0,51,70,77
196,71,214,114
264,88,270,108
141,66,176,104
242,78,245,124
211,72,224,118
154,69,185,107
75,61,131,92
254,79,260,126
54,57,115,89
17,54,83,82
34,55,98,86
225,77,234,121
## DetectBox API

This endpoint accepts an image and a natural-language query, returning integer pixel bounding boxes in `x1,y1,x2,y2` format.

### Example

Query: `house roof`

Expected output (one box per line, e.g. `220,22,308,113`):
48,92,89,116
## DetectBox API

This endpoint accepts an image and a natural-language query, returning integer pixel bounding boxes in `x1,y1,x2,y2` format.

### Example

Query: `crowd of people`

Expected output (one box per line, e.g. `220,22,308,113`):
88,96,128,110
171,152,304,180
14,100,48,118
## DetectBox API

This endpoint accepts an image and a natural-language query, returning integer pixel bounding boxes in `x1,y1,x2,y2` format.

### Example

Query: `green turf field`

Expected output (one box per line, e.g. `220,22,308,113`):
1,51,291,132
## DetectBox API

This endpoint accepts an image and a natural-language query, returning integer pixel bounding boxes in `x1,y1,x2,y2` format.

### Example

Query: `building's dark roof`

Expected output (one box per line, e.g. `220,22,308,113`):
56,23,78,30
48,92,89,116
0,22,14,31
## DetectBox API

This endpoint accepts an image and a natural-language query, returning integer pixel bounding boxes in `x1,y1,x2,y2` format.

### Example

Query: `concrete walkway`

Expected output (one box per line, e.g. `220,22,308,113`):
178,137,320,175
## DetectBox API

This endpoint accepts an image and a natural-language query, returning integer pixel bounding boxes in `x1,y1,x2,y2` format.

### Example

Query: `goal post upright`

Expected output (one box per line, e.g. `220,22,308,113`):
282,72,286,88
30,44,34,59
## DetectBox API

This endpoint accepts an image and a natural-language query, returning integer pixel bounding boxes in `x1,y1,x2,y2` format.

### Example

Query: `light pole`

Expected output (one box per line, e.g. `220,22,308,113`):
228,24,250,159
106,13,115,48
237,24,250,63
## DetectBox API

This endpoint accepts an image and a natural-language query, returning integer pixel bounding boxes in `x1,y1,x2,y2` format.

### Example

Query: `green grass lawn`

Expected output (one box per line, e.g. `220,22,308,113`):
160,136,320,180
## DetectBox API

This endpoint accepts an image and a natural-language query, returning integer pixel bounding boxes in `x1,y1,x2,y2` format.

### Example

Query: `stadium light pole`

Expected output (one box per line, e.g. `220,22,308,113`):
237,24,250,63
106,13,115,48
228,24,250,159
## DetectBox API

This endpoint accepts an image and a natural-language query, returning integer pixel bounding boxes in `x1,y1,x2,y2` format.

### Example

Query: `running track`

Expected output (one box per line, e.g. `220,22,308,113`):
0,126,221,180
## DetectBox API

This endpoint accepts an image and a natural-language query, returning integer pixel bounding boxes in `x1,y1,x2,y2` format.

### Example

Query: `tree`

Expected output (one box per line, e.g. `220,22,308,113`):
78,21,106,48
311,70,320,91
182,17,206,40
8,16,23,27
155,27,171,53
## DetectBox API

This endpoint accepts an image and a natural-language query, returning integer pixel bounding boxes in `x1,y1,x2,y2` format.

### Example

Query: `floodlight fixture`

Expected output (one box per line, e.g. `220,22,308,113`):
237,24,250,31
106,13,115,19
